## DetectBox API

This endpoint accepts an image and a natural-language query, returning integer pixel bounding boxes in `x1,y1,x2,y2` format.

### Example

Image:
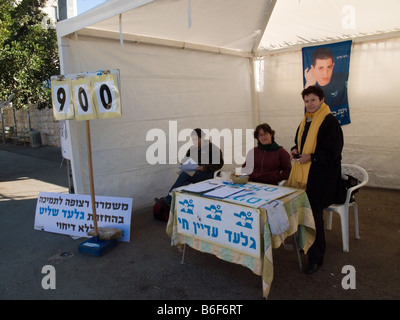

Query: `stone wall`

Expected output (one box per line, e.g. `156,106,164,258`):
1,105,60,147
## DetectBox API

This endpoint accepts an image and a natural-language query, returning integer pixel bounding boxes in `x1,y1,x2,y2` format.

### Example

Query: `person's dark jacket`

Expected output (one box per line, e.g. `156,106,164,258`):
185,140,224,172
293,113,344,209
243,147,291,185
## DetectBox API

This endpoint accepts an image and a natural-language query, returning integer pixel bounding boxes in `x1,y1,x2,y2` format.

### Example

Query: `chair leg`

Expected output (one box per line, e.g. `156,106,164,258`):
339,208,350,252
353,203,360,239
325,210,333,230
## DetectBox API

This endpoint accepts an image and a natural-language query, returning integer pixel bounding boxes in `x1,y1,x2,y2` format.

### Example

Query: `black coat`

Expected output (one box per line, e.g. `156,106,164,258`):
293,113,344,209
185,140,224,173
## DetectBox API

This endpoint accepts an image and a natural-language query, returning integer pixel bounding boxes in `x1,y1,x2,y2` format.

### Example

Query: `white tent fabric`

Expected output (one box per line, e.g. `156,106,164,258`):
64,35,254,209
57,0,275,55
57,0,400,211
58,0,400,55
259,0,400,53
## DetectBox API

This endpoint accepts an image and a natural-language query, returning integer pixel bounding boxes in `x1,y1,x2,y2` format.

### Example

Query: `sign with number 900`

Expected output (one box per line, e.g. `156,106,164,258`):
51,70,121,121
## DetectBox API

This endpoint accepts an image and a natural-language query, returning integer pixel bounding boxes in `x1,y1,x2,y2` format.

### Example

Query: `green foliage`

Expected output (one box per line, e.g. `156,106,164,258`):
0,0,59,110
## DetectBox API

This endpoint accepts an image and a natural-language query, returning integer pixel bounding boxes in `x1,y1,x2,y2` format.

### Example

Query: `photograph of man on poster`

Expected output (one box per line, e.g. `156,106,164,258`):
302,40,352,125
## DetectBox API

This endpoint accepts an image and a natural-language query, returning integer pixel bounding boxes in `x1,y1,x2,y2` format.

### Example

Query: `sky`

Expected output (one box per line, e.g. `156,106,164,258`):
77,0,107,15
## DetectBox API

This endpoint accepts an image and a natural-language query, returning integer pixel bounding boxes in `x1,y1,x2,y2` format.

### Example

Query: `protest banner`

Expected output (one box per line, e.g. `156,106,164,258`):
34,192,132,242
176,193,260,258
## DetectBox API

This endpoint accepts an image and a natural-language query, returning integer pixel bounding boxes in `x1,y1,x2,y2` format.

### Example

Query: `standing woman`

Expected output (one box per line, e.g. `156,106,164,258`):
287,86,343,274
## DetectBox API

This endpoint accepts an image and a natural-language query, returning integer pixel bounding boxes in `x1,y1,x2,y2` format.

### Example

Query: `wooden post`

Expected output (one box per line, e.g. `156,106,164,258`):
86,120,99,237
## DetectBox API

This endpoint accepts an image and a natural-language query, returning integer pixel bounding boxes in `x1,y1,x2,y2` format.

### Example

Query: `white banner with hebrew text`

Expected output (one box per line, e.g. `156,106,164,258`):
176,193,260,258
34,192,132,242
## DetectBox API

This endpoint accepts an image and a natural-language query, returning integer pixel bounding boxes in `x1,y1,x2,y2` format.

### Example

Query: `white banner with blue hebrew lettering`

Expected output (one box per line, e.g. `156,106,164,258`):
34,192,132,242
176,193,260,258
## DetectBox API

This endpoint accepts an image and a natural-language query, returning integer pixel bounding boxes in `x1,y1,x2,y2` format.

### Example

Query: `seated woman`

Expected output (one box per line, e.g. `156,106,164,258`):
242,123,291,185
155,128,224,208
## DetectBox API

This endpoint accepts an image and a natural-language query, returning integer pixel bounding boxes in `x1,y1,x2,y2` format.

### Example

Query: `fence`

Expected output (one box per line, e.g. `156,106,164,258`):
1,105,60,147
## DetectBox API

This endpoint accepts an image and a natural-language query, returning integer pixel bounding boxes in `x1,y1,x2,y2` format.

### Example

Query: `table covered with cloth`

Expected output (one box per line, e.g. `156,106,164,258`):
166,179,315,298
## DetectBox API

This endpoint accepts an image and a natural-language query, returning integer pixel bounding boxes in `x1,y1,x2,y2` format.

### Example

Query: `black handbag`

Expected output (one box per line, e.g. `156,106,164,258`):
335,174,360,204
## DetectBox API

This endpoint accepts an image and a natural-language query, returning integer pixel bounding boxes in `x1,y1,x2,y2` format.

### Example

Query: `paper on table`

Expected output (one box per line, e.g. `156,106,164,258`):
203,185,245,199
262,200,289,236
179,157,199,172
181,181,221,193
226,189,255,198
179,163,198,171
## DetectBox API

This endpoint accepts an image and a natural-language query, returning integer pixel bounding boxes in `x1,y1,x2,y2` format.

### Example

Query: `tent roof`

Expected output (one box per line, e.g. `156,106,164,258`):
57,0,400,56
259,0,400,53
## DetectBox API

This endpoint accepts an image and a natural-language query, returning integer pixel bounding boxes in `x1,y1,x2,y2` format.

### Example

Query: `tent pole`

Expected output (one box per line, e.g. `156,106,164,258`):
252,0,277,53
119,14,124,48
249,58,260,128
75,28,252,58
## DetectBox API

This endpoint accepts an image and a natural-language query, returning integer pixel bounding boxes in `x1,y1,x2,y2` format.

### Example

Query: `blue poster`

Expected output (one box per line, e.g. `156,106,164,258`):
302,40,352,125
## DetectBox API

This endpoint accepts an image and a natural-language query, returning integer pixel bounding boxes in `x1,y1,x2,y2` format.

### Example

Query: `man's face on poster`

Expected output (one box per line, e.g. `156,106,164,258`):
312,58,335,86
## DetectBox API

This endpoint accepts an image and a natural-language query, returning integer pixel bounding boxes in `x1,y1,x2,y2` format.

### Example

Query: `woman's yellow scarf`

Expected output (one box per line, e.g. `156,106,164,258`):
286,102,331,189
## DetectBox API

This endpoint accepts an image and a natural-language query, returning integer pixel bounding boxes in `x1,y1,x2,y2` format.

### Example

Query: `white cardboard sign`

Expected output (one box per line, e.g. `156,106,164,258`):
34,192,132,242
51,70,121,121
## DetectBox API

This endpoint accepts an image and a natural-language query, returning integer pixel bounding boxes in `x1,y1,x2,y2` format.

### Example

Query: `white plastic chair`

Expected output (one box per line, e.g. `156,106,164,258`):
324,164,369,252
213,169,222,179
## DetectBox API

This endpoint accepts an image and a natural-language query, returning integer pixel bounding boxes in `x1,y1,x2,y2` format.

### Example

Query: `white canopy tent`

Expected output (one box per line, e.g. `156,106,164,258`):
56,0,400,211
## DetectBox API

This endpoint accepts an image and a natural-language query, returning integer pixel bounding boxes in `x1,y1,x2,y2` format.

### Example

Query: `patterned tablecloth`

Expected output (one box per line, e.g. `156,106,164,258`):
166,179,315,298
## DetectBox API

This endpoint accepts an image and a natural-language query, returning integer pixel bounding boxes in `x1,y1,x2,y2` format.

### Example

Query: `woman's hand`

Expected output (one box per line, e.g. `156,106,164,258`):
291,149,299,160
297,154,311,164
291,149,311,164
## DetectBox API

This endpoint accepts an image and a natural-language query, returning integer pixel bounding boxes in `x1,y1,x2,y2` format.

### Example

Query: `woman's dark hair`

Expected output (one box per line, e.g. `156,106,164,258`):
301,85,325,100
192,128,204,139
254,123,275,141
